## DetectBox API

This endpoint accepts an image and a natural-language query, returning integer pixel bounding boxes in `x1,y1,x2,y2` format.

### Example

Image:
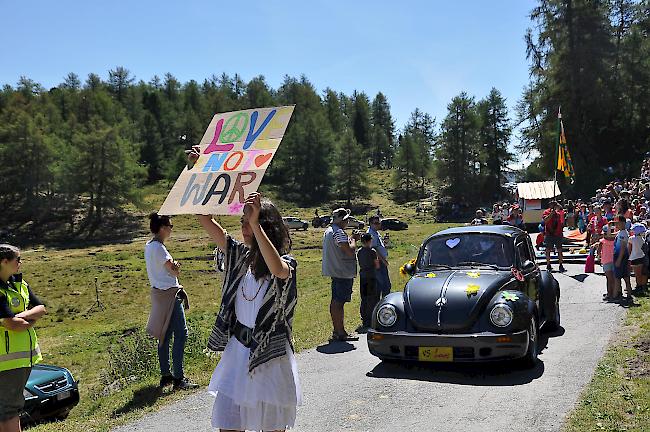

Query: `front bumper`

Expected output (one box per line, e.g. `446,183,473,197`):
22,384,80,423
367,329,529,362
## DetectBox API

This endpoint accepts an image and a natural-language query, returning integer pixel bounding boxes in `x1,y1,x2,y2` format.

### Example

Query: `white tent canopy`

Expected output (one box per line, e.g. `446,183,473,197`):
517,181,561,200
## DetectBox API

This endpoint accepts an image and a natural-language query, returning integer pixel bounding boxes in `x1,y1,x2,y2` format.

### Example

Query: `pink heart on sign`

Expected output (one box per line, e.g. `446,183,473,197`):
255,153,273,167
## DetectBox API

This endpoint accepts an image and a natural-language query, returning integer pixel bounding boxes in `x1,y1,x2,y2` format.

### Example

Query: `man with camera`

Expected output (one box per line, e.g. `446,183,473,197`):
322,208,360,341
543,201,566,272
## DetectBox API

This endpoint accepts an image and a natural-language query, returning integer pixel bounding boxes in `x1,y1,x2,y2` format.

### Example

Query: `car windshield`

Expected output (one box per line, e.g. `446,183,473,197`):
419,234,513,269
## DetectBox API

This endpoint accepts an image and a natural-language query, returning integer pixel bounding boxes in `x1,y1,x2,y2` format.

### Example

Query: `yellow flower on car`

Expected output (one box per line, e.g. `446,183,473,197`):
466,284,480,296
399,258,417,277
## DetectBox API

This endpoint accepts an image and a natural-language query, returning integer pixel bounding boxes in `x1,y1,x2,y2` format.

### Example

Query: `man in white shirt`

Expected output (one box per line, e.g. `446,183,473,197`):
322,208,359,341
367,215,391,297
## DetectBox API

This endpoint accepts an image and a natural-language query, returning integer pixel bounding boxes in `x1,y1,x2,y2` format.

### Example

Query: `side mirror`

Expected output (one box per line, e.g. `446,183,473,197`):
522,260,536,272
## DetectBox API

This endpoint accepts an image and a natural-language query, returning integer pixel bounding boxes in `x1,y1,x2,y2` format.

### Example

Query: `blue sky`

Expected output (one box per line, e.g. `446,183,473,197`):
1,0,536,163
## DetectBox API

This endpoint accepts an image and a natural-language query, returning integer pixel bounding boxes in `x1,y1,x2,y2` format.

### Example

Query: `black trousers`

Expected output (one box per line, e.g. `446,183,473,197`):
359,275,379,327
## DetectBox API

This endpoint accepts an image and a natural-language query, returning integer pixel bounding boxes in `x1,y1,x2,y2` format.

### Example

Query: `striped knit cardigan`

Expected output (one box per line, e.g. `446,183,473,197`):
207,235,298,373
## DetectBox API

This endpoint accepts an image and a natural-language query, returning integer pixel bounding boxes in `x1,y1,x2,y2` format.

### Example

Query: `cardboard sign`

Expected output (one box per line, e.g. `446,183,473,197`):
159,106,294,215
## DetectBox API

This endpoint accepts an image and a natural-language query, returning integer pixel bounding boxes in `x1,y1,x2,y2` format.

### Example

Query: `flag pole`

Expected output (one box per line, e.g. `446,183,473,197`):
554,106,561,199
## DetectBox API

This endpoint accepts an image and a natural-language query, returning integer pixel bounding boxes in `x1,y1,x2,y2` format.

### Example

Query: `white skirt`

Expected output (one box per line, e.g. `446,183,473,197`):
212,392,297,431
208,337,301,431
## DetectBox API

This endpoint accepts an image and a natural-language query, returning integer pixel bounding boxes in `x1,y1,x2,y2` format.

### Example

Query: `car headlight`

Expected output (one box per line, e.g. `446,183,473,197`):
377,304,397,327
23,388,37,400
490,304,513,327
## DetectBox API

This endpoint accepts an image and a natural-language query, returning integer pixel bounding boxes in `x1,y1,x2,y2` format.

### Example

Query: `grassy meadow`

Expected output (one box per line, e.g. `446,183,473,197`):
22,170,458,432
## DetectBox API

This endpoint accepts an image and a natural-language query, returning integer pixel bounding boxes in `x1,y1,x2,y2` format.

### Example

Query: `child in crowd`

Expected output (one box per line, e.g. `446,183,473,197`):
588,206,607,245
357,233,380,329
597,225,616,301
628,223,647,295
577,204,588,233
613,215,633,304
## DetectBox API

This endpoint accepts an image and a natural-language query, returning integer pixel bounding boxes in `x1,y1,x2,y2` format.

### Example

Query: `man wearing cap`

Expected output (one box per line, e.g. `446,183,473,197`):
322,208,360,341
470,209,488,226
367,215,391,298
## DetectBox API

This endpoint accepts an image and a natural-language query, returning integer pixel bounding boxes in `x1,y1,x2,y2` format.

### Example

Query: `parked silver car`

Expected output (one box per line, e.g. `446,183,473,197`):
283,216,309,230
346,217,365,229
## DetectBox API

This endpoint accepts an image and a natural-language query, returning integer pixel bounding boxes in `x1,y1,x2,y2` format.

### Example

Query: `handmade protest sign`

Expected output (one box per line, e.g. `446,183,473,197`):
159,106,294,215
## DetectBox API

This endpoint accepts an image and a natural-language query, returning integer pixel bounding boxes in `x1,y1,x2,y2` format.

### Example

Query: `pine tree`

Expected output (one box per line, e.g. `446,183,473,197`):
272,76,335,203
334,132,368,206
323,89,346,133
64,115,145,231
245,76,275,109
107,66,134,103
403,109,435,197
517,0,648,193
477,88,513,200
371,92,395,167
392,134,420,202
351,91,371,149
438,93,479,202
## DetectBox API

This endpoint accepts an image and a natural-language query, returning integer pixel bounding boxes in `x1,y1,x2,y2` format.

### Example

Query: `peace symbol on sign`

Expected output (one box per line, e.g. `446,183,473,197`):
220,113,249,144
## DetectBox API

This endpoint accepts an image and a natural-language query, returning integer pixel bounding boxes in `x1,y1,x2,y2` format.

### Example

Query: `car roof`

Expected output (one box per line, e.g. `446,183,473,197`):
433,224,524,238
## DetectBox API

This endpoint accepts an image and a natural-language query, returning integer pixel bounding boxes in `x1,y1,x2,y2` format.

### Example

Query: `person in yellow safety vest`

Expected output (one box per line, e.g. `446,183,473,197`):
0,244,46,432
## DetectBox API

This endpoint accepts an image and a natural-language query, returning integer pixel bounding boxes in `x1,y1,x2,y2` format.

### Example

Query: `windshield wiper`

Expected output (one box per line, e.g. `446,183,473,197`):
423,263,452,270
457,261,499,270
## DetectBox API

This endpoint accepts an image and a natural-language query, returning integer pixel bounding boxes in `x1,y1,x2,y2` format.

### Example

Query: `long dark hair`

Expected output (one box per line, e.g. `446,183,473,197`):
248,199,291,280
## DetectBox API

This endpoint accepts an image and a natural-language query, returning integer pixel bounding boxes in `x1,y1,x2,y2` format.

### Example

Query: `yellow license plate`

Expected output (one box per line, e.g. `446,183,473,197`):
418,346,453,362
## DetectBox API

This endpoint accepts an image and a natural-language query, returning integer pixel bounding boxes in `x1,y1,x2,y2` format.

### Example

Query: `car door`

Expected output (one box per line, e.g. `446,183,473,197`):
515,235,540,305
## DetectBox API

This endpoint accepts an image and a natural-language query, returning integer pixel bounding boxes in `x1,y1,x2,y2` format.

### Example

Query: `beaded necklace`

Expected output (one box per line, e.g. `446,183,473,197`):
241,270,266,302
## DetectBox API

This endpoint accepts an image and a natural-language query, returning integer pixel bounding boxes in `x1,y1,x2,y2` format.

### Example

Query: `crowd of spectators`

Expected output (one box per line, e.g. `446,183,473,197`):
472,157,650,303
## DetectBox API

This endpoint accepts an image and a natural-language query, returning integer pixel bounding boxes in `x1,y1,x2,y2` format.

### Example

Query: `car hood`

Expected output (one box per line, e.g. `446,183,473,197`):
27,364,68,387
404,269,513,332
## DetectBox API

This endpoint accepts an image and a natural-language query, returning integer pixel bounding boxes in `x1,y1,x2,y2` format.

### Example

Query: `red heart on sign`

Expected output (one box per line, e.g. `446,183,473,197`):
255,153,273,167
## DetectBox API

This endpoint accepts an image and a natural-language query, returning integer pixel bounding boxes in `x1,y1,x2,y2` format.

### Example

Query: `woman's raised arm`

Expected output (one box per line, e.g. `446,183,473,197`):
188,145,228,251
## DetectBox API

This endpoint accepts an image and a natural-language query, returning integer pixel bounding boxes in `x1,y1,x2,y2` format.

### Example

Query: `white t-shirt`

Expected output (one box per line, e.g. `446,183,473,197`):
629,235,646,261
333,226,348,244
144,240,180,290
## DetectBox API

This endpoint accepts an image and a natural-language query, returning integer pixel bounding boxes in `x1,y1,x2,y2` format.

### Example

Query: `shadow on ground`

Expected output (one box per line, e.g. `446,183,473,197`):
316,340,357,354
366,327,566,386
366,356,546,386
569,273,590,283
113,385,167,417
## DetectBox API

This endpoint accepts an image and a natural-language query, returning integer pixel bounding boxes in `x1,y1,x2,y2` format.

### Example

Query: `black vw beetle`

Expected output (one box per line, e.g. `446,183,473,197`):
367,225,560,367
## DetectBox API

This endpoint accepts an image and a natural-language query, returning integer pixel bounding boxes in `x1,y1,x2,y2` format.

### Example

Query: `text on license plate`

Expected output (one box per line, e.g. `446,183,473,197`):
418,346,453,362
56,390,71,401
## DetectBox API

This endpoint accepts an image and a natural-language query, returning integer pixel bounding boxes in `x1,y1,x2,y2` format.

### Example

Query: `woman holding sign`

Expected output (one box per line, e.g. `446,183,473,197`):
190,147,300,432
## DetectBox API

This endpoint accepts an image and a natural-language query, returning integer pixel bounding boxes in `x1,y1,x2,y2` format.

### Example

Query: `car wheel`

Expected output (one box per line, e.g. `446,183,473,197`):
520,316,539,368
544,295,561,331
